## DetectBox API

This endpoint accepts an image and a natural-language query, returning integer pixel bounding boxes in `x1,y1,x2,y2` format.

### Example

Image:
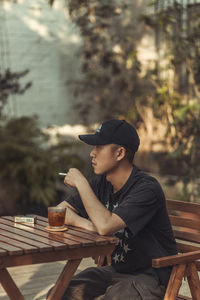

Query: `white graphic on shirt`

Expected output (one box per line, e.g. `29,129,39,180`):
120,254,125,262
123,243,131,253
125,231,129,238
105,200,119,212
113,253,120,263
116,237,123,247
113,203,118,209
105,199,132,264
112,228,132,264
105,202,109,209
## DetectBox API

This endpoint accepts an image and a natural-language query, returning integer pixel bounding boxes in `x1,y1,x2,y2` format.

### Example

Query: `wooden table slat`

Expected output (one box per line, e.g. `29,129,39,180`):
0,241,23,255
3,217,101,247
2,217,82,248
28,216,118,245
0,247,7,256
1,217,96,248
34,219,106,245
66,228,107,245
67,225,119,244
32,225,95,247
0,229,52,251
25,218,99,246
0,216,119,250
0,233,38,254
2,217,95,247
3,216,118,245
0,222,67,251
34,217,118,244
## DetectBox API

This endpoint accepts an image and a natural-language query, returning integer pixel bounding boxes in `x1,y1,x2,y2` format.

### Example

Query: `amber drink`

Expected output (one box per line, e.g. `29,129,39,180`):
48,207,66,229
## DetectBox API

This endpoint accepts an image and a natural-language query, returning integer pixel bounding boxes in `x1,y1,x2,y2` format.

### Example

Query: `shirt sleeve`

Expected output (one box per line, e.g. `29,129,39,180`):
113,183,161,237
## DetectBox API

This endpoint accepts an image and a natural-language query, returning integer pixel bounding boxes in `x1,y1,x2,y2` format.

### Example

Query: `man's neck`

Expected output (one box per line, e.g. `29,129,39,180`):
106,163,134,193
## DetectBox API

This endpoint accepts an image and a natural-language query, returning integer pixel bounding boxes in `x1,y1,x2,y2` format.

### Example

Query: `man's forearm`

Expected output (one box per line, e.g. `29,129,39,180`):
57,200,97,232
65,206,97,232
76,179,114,235
63,168,125,235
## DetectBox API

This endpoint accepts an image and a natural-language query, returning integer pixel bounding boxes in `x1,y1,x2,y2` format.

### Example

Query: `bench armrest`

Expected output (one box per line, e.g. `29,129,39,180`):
152,250,200,268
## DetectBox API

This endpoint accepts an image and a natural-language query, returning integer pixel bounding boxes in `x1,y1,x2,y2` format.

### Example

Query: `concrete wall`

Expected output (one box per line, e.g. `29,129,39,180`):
0,0,156,129
1,0,83,127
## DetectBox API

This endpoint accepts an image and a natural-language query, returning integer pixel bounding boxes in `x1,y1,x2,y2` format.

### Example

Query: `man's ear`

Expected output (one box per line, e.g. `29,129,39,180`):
116,147,126,161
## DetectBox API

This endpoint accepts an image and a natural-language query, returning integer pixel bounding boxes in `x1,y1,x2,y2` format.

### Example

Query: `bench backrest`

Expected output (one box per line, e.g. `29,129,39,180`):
166,199,200,271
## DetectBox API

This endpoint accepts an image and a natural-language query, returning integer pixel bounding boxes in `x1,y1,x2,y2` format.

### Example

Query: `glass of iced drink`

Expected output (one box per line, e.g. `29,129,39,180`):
48,206,66,229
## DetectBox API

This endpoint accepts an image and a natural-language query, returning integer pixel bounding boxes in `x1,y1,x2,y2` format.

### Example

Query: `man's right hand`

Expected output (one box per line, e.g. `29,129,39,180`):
64,168,88,189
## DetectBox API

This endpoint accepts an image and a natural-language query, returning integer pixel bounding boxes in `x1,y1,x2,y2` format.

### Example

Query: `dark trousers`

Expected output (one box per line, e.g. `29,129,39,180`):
47,266,166,300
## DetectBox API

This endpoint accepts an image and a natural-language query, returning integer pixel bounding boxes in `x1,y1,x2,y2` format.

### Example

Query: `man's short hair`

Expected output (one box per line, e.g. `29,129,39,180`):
111,144,135,163
124,147,135,163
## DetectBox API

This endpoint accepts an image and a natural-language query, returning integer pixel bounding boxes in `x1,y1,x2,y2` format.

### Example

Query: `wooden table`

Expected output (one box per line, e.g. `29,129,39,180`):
0,215,118,300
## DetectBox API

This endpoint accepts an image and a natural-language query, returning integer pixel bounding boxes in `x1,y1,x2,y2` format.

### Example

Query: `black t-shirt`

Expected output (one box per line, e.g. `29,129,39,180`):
66,166,177,287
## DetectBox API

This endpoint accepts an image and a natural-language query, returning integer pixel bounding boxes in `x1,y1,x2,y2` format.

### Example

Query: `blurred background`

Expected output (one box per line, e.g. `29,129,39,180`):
0,0,200,216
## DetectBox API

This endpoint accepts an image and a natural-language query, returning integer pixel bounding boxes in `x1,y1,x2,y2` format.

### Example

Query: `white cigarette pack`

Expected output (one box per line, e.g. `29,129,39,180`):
14,215,37,224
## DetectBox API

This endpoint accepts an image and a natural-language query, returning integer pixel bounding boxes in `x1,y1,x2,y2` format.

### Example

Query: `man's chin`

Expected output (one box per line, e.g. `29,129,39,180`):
93,168,104,175
94,170,101,175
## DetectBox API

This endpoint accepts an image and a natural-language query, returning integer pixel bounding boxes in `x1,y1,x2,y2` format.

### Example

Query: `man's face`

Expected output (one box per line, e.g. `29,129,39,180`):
90,144,119,175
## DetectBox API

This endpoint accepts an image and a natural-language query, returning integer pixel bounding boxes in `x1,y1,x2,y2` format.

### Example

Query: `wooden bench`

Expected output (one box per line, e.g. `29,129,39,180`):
152,199,200,300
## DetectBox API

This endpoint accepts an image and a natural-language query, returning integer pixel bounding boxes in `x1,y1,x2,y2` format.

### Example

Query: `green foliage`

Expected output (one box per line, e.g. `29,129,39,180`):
50,139,85,173
0,69,32,117
0,117,84,212
65,0,142,123
142,1,200,202
0,117,55,208
154,84,200,201
49,0,200,201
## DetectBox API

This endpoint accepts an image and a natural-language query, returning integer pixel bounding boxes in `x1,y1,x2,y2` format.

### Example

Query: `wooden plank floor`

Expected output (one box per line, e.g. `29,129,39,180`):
0,258,192,300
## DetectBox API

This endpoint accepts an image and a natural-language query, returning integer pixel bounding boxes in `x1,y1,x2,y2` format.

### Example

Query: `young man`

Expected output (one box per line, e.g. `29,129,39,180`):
48,119,177,300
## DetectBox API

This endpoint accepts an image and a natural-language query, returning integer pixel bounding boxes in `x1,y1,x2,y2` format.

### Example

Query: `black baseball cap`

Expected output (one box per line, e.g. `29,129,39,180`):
79,119,140,152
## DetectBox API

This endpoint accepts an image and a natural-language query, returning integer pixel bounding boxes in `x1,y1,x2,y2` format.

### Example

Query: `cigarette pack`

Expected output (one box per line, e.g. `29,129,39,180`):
14,215,37,224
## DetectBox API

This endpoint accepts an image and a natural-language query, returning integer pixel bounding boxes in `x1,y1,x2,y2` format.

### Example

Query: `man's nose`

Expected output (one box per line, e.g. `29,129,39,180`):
90,147,96,157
